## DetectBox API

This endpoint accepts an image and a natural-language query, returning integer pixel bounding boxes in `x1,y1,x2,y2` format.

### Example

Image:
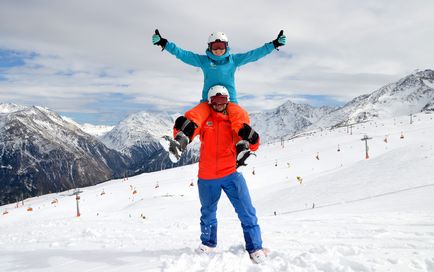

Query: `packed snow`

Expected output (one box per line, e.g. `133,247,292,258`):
1,113,434,272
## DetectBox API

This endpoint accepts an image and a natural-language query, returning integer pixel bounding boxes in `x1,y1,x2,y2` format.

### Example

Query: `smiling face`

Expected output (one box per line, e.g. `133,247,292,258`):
209,41,227,56
211,102,228,112
209,94,229,113
211,48,226,56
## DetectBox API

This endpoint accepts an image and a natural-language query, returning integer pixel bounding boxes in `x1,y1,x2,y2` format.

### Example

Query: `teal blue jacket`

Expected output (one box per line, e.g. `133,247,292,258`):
164,42,275,103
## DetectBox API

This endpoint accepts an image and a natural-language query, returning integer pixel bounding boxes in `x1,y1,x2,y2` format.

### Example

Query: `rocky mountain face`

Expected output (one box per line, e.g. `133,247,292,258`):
100,111,199,174
0,105,200,205
422,101,434,112
250,100,335,142
0,104,129,205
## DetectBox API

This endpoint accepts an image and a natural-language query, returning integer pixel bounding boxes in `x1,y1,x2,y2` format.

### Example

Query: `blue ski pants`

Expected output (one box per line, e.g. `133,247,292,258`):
197,172,262,253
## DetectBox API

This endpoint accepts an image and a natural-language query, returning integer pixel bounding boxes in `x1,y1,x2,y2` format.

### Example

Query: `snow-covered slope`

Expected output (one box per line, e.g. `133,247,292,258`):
312,69,434,128
1,112,433,271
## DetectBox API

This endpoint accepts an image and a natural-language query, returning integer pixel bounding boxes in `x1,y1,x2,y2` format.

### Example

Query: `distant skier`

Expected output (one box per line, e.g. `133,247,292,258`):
152,29,286,160
170,85,267,263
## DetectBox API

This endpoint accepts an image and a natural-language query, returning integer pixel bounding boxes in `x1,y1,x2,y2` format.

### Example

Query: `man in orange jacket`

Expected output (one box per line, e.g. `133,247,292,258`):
173,85,267,263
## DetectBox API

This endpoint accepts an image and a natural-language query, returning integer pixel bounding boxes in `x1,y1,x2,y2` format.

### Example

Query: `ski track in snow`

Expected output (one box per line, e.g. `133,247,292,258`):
1,113,434,271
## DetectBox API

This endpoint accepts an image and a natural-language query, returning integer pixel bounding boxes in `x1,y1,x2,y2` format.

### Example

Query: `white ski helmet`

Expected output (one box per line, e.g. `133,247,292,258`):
208,85,230,104
208,32,229,44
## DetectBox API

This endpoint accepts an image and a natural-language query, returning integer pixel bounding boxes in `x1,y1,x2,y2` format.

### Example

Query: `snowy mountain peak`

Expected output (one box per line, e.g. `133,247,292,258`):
62,116,114,137
312,69,434,128
409,69,434,81
101,111,174,153
0,102,28,113
99,110,197,176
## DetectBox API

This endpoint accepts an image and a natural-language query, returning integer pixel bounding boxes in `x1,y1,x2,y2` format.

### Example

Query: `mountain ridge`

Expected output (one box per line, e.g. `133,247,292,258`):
1,69,433,204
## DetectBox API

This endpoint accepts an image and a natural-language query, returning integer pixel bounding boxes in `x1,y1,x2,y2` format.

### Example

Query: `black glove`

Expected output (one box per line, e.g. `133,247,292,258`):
272,30,286,49
152,29,168,50
174,116,197,139
238,123,259,145
236,140,256,168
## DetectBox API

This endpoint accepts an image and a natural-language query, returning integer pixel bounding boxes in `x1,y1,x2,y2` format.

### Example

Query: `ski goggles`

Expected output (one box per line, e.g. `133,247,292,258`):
210,95,229,105
209,41,227,51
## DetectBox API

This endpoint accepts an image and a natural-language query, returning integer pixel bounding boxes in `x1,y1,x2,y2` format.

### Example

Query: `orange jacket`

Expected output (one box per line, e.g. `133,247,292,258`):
197,109,259,180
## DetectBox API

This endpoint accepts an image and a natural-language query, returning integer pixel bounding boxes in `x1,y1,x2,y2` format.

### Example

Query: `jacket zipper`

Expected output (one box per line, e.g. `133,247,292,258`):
215,121,219,176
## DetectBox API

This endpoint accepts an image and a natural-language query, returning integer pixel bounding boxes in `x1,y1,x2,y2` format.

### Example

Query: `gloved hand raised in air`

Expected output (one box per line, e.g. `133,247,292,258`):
152,29,168,49
272,30,286,49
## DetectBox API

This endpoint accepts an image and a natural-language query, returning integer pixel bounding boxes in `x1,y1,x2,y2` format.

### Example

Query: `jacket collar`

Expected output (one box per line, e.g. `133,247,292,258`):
210,108,229,120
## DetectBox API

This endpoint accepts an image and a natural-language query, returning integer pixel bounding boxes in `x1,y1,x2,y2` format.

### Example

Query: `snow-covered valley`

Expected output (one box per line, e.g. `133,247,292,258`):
1,113,434,272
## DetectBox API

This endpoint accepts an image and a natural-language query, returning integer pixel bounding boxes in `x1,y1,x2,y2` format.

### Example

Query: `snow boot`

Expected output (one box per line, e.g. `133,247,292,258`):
249,249,267,264
195,243,215,255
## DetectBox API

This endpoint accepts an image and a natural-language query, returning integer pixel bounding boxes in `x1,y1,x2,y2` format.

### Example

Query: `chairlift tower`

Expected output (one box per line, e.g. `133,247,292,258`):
361,135,372,159
347,124,353,135
73,188,81,217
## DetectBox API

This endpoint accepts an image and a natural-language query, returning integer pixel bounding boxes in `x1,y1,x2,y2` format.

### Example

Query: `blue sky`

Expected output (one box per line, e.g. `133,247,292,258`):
0,49,29,68
61,92,146,124
1,1,433,125
0,49,35,81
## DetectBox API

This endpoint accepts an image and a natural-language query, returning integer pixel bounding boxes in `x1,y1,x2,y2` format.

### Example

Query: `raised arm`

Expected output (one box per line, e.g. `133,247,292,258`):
232,30,286,67
152,29,203,67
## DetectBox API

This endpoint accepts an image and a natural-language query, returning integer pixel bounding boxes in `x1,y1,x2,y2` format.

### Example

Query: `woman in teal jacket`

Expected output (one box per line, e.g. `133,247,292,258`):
153,30,286,103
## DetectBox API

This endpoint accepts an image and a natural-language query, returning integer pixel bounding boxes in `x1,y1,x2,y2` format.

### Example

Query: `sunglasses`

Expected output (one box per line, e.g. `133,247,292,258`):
210,95,228,105
209,41,227,51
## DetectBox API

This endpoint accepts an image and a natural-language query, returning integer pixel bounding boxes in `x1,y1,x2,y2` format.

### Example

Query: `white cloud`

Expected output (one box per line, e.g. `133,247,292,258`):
1,0,433,124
